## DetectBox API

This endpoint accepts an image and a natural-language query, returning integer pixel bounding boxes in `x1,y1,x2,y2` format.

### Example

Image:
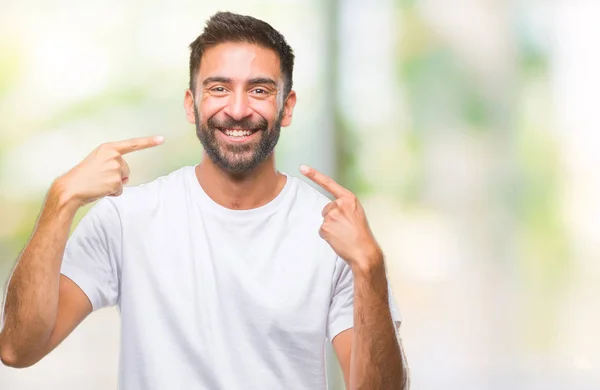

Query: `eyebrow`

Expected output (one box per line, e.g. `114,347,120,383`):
202,76,231,86
202,76,277,87
247,77,277,87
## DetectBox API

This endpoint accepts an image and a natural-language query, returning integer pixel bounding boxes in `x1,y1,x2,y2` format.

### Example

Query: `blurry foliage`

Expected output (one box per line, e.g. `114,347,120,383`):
393,2,569,314
334,109,372,196
399,16,494,134
0,42,21,98
395,6,497,208
513,29,569,351
42,87,148,131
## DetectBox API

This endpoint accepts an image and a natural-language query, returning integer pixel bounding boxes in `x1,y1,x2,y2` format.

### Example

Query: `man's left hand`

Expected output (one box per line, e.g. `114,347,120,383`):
300,165,383,272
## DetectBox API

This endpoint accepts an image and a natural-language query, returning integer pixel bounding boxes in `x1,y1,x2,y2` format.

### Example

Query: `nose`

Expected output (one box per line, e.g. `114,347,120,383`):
223,91,253,121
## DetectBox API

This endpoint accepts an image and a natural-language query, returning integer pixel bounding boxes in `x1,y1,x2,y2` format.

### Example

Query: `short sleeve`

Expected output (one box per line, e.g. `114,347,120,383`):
60,198,122,311
326,257,402,342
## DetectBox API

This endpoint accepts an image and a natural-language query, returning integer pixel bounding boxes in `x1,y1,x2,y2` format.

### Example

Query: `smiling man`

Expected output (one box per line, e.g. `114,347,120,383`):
0,11,408,390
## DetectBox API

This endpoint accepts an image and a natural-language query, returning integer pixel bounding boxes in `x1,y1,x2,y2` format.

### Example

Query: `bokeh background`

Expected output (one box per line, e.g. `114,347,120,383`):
1,0,600,389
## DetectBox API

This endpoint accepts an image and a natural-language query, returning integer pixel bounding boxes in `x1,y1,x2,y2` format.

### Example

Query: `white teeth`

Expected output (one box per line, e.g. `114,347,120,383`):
224,129,253,137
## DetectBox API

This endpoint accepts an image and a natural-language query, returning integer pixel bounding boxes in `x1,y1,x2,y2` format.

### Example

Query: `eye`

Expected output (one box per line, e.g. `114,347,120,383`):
251,88,267,95
211,86,226,93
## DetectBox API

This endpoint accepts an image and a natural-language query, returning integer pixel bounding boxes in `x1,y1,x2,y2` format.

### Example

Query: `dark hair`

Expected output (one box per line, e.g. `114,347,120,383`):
189,11,295,98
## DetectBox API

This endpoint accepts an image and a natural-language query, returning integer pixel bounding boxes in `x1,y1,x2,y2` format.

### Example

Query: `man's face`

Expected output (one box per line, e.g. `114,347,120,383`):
185,42,296,173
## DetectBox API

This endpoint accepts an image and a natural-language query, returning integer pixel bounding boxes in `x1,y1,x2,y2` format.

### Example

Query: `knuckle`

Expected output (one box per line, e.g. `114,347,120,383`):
99,145,119,159
110,175,123,187
339,196,356,209
99,143,113,153
108,160,121,171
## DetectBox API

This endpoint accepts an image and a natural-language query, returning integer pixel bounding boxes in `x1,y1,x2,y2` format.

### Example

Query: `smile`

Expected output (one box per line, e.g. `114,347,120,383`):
217,128,260,142
221,128,256,137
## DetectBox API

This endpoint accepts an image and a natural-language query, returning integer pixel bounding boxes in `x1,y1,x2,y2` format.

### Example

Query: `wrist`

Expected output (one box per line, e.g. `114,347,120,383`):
351,248,385,278
351,252,389,303
49,177,82,215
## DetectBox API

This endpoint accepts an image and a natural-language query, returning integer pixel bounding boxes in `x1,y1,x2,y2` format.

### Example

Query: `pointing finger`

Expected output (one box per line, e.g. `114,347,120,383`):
111,135,165,155
300,165,352,199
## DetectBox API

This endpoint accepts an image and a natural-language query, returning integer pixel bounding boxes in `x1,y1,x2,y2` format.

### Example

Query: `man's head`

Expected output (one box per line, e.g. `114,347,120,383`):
184,12,297,174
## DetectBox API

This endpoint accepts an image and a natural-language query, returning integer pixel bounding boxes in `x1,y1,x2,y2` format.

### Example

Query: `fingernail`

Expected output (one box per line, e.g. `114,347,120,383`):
155,135,165,143
300,165,309,174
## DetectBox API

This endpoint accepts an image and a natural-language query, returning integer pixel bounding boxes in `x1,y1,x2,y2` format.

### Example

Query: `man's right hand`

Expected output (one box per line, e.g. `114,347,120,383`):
55,135,165,208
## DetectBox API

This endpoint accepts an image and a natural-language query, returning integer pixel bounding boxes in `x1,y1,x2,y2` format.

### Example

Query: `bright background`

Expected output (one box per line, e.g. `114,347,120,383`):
2,1,600,389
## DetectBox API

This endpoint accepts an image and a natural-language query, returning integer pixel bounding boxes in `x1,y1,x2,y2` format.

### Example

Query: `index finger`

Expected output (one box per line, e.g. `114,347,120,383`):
300,165,352,199
111,135,165,155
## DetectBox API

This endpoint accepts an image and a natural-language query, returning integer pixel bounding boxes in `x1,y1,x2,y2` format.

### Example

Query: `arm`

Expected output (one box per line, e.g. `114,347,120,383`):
0,181,91,368
333,258,408,389
0,135,164,368
300,165,409,389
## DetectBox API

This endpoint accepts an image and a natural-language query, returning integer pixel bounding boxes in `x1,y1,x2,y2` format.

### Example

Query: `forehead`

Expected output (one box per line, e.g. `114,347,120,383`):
198,42,282,83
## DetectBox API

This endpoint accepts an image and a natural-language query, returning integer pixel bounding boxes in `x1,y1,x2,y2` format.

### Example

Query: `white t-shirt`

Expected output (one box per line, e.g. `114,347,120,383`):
60,165,401,390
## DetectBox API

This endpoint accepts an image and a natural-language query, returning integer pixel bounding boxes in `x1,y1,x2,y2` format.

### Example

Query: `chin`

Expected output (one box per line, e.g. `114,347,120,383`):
218,156,260,174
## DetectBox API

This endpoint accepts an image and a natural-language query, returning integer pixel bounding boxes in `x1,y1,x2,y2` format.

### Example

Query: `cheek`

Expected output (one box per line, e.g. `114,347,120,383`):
199,98,226,122
250,100,280,123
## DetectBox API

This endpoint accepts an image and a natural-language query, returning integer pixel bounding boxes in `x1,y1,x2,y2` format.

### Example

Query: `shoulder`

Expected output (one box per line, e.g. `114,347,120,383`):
283,173,333,229
286,173,332,210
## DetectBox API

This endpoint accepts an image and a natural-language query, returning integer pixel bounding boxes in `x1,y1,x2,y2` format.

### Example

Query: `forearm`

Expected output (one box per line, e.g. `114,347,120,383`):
350,258,408,390
0,180,79,362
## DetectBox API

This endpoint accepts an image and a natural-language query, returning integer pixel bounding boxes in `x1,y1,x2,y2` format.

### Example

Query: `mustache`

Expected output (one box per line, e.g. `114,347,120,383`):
207,116,268,131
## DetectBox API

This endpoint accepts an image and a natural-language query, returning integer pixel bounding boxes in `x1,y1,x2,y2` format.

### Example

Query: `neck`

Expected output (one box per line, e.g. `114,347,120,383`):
195,153,287,210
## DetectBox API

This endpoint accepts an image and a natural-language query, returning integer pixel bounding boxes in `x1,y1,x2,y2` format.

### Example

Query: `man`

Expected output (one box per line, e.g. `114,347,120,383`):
0,11,408,390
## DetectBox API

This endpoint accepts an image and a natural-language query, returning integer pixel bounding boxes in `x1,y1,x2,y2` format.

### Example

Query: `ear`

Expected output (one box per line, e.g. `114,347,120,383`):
184,89,197,125
280,90,297,127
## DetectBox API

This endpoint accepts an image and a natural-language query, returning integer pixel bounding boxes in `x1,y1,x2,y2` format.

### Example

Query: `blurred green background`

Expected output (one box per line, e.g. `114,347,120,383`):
2,0,600,389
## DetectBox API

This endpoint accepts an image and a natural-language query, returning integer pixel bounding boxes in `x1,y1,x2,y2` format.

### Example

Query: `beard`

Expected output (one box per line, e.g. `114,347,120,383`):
194,104,283,174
